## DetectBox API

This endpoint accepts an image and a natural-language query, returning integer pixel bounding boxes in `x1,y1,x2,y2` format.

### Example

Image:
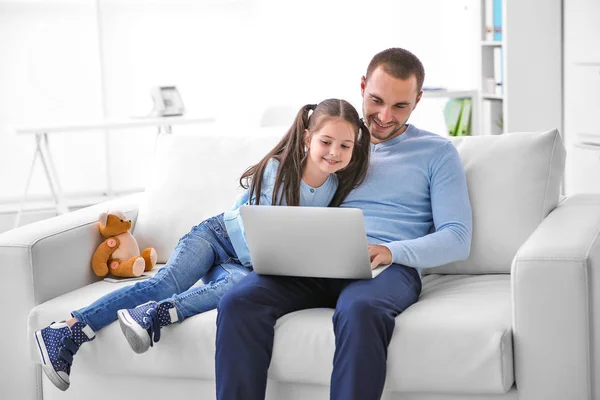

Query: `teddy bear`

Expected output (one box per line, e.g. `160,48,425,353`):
91,210,157,278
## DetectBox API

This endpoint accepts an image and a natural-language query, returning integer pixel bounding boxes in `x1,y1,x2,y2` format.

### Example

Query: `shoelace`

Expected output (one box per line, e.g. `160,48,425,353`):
145,307,161,347
58,336,79,366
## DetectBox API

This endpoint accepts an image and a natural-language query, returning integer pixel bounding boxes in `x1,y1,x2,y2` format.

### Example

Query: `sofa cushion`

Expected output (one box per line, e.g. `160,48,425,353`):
425,129,565,274
28,272,513,394
133,128,284,263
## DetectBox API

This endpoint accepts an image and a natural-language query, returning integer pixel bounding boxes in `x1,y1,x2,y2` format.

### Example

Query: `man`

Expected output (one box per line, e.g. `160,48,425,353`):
215,48,472,400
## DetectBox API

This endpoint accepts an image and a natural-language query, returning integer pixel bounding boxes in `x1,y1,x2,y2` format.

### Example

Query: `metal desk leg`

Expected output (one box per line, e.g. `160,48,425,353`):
14,135,41,228
157,124,173,135
13,133,68,229
154,124,173,153
38,133,69,215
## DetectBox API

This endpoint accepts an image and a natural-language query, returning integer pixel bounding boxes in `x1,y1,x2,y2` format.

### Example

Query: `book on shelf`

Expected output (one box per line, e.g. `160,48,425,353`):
456,99,472,136
482,100,503,135
484,0,494,41
493,0,503,41
443,99,462,136
482,100,491,134
493,47,503,95
443,98,472,136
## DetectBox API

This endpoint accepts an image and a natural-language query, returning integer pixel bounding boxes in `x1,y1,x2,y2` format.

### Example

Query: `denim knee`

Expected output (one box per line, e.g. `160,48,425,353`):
135,267,180,297
218,288,260,325
216,289,240,315
333,299,389,327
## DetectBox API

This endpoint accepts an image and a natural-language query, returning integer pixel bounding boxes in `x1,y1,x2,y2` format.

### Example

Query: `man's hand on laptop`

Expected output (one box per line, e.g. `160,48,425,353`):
368,245,392,270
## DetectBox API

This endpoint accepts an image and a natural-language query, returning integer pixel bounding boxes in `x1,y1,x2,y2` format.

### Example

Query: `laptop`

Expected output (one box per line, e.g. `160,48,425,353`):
240,205,390,279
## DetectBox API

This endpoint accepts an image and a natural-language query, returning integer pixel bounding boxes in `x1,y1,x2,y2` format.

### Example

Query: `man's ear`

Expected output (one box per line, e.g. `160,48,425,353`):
413,90,423,110
360,76,367,96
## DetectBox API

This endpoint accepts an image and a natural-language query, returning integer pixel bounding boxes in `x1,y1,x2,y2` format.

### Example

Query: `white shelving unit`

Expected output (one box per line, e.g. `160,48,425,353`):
477,0,562,136
482,94,503,100
479,0,504,135
481,41,502,47
563,0,600,195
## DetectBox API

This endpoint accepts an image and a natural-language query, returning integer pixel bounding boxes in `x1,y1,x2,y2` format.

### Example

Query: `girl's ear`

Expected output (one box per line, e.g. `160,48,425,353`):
304,129,311,149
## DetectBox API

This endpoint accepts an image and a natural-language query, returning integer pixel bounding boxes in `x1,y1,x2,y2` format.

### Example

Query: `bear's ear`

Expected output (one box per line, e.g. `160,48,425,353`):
98,212,109,227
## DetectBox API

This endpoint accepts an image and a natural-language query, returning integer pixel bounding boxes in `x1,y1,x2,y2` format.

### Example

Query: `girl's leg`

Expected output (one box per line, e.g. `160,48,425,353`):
116,215,243,353
161,262,251,321
118,263,249,354
34,215,236,391
72,217,234,332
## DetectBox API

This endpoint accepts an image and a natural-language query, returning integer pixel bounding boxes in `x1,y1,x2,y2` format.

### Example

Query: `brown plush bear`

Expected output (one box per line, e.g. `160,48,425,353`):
91,210,157,278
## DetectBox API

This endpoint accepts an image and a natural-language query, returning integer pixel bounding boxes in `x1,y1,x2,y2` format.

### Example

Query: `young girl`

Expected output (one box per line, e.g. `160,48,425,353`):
34,98,371,391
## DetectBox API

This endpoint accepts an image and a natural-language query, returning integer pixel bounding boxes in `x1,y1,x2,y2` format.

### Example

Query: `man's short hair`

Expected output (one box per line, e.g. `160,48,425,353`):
365,48,425,93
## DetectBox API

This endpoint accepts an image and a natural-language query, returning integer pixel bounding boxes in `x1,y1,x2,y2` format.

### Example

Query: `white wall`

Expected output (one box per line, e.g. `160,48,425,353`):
0,0,480,202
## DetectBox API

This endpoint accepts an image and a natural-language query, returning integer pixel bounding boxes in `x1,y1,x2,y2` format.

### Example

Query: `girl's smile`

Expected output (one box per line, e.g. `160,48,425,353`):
302,118,355,188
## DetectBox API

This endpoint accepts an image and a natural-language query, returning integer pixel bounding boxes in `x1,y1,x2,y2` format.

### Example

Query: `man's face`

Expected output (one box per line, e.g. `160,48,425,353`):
361,66,422,144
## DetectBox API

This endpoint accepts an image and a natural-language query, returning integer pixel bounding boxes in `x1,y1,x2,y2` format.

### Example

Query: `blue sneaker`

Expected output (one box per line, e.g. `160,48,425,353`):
117,301,178,354
34,321,95,391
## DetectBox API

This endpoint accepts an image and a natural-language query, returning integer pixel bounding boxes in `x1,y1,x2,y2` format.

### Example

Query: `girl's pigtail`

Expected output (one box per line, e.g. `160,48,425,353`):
272,103,317,206
241,103,319,207
351,118,371,185
358,118,372,158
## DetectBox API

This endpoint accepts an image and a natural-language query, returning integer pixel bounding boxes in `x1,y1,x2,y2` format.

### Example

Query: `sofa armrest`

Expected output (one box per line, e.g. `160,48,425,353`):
512,193,600,400
0,192,144,400
0,192,144,305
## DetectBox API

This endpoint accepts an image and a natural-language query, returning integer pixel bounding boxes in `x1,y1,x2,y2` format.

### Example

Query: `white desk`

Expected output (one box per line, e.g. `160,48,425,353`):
15,116,215,227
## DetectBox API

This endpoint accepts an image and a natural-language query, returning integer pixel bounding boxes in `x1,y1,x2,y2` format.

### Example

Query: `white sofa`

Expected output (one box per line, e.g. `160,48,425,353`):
3,127,600,400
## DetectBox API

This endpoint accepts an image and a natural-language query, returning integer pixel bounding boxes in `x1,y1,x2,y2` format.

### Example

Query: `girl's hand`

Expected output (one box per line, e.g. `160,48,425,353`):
368,244,392,269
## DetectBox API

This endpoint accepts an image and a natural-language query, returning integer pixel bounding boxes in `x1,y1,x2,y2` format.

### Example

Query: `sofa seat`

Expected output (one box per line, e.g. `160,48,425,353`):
28,271,513,394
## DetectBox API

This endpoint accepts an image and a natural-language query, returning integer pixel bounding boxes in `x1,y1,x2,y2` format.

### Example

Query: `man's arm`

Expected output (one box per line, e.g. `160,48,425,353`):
383,142,472,269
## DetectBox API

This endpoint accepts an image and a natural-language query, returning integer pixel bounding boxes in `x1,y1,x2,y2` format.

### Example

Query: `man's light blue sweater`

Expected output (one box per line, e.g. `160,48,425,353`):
341,124,472,274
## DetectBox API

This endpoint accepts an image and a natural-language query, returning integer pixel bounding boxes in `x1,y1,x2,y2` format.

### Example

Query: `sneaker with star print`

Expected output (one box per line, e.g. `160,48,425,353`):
117,301,178,354
34,321,95,391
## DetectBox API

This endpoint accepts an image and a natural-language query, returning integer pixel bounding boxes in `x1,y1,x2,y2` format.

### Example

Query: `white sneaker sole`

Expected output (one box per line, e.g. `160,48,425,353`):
34,330,69,391
117,309,151,354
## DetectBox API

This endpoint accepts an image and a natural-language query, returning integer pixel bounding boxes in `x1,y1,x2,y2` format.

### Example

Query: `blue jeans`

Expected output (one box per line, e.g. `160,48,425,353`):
215,264,422,400
72,214,250,332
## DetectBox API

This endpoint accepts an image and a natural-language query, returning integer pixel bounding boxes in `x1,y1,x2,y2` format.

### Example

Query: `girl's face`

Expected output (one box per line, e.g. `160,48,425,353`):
306,118,355,174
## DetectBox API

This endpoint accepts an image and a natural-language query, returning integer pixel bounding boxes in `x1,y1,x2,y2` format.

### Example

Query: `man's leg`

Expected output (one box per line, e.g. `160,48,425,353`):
330,264,422,400
216,272,331,400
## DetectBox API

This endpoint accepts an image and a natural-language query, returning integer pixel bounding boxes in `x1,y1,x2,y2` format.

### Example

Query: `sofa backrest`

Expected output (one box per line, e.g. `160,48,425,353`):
424,129,565,274
135,127,565,274
134,128,284,263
